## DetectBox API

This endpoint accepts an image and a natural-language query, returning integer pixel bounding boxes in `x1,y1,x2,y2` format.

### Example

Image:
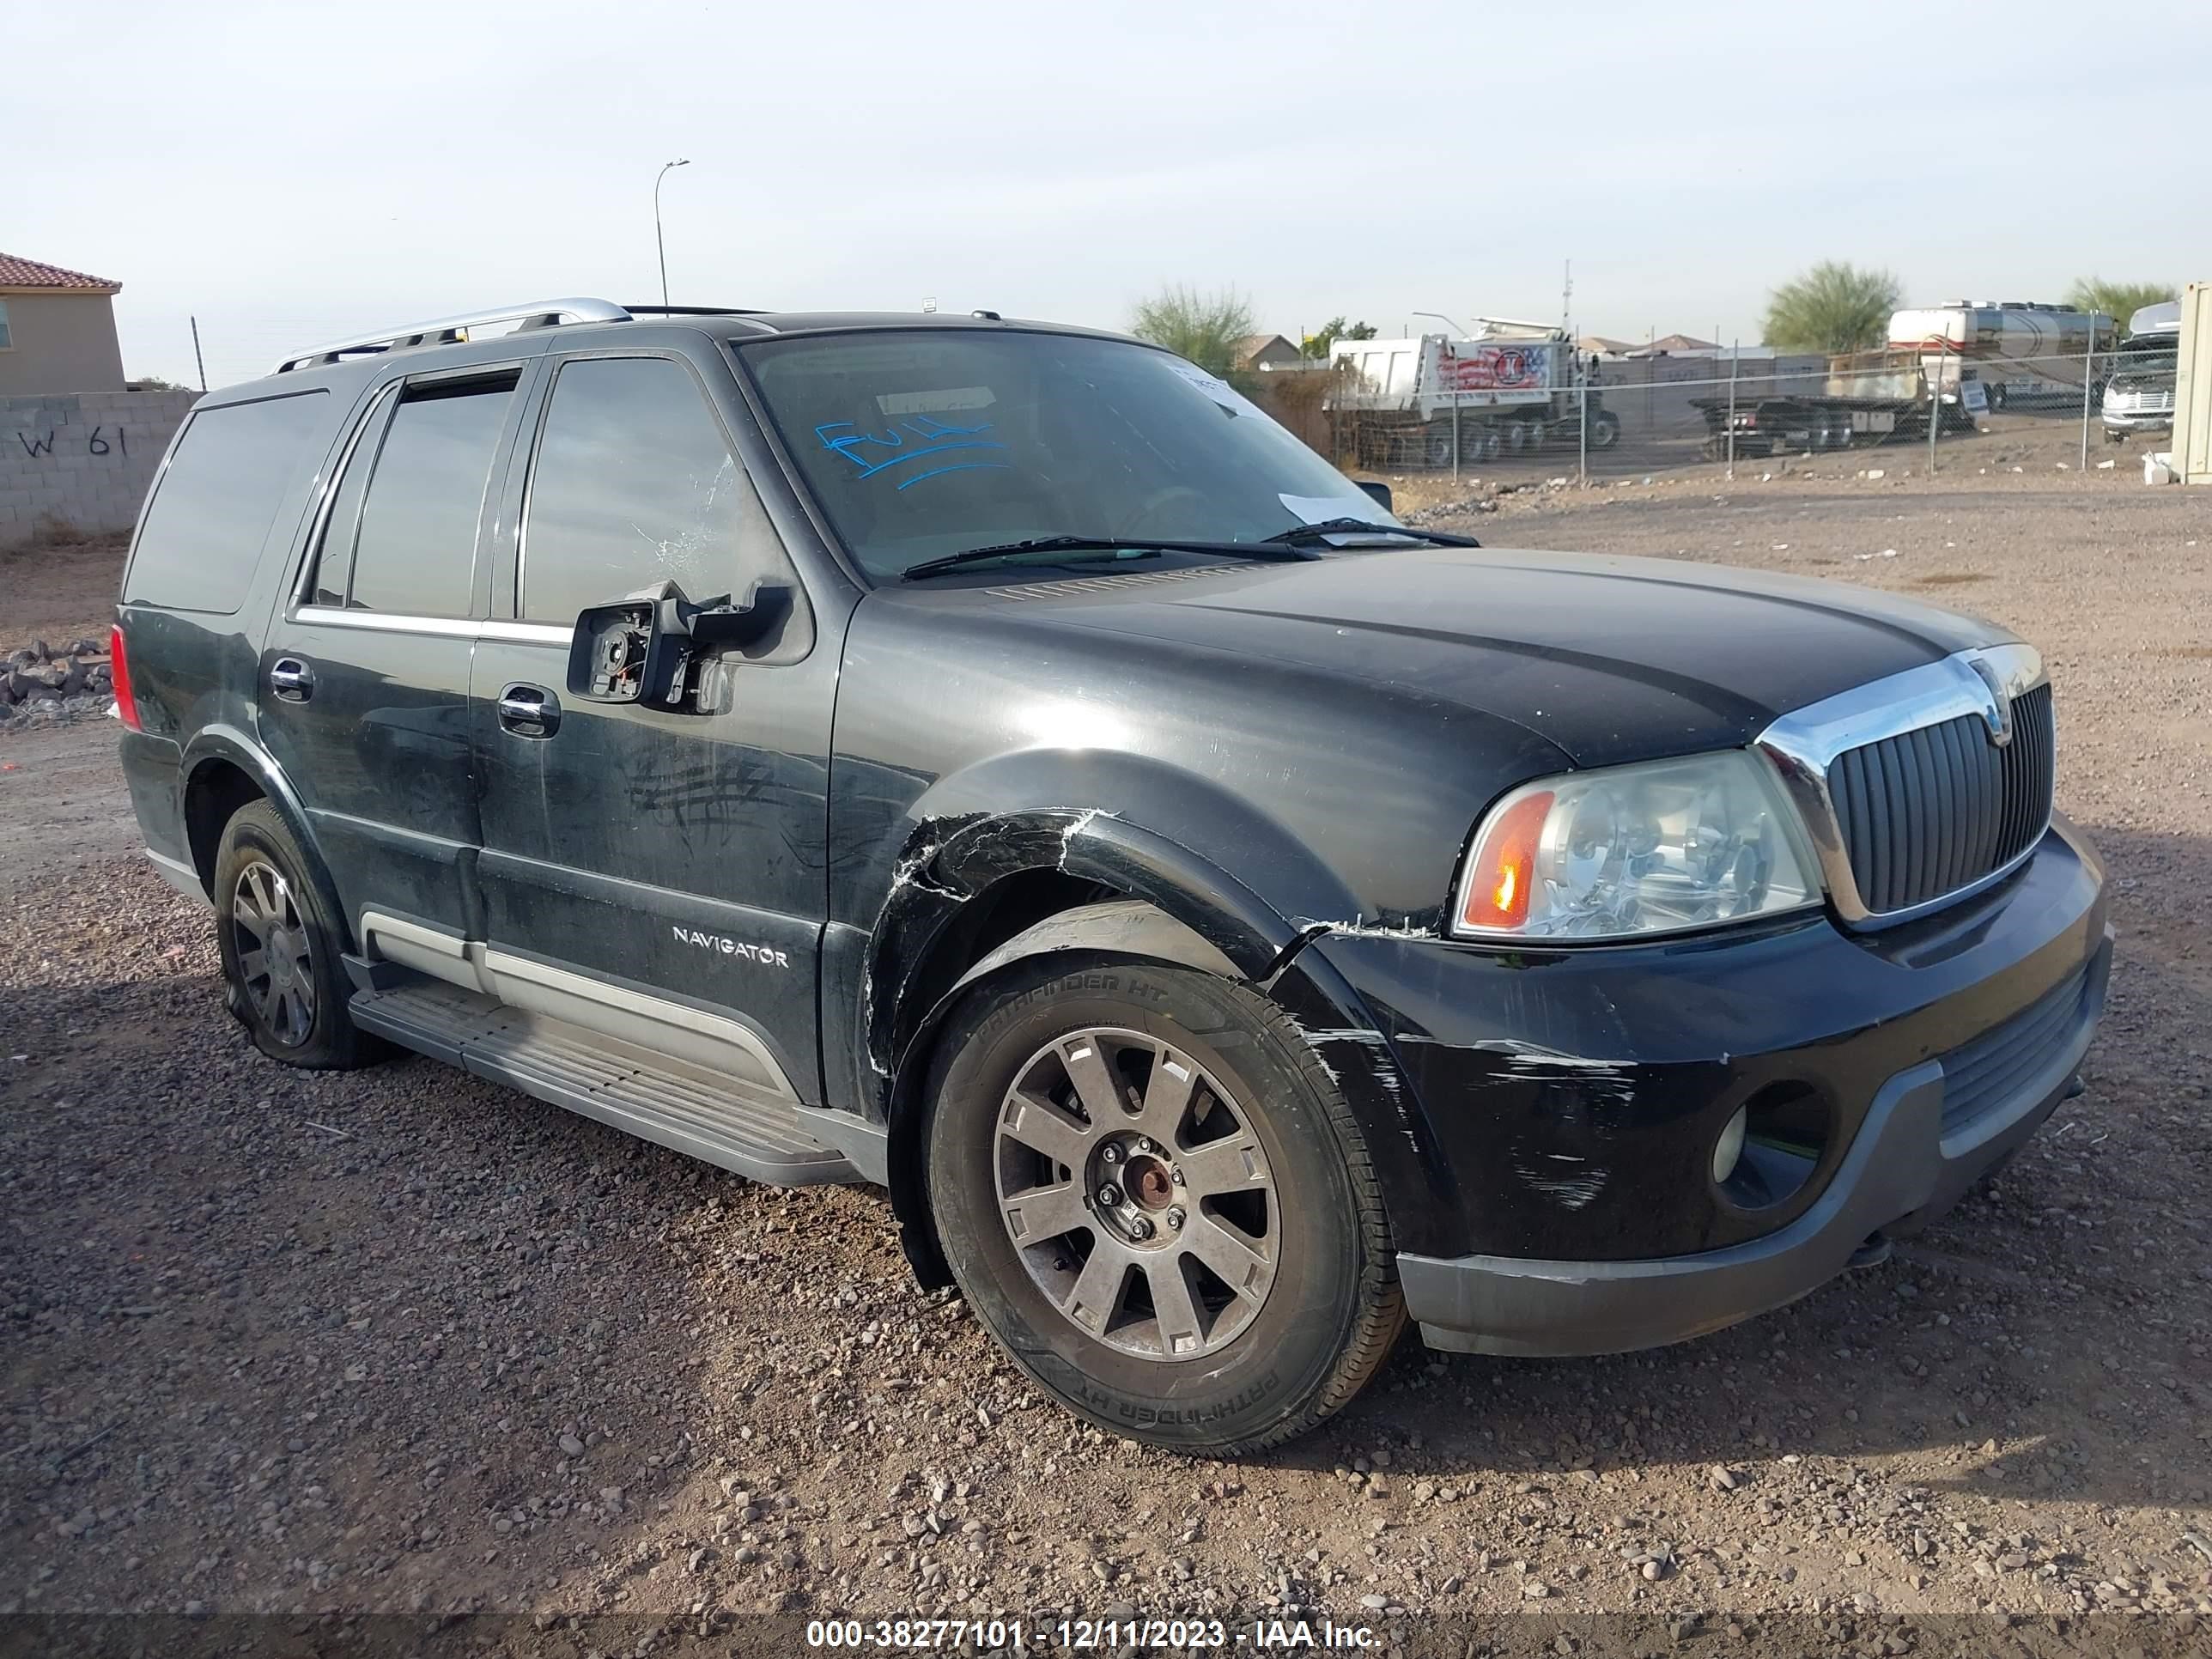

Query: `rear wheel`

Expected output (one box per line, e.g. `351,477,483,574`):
924,958,1403,1454
214,802,383,1069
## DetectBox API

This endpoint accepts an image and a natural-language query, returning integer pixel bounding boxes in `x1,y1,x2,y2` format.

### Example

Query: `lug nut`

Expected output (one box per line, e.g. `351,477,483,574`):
1101,1144,1121,1164
1136,1138,1154,1153
1165,1206,1185,1232
1127,1217,1154,1241
1097,1183,1122,1208
1171,1168,1186,1186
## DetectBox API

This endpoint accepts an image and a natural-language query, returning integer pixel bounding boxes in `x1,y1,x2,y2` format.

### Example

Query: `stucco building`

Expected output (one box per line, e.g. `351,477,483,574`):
0,252,126,394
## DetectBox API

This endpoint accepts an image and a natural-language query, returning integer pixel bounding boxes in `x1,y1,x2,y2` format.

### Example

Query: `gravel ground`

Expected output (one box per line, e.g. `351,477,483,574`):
3,455,2209,1648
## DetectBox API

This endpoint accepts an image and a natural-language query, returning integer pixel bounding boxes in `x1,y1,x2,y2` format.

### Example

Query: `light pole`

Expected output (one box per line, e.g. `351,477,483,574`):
653,159,690,309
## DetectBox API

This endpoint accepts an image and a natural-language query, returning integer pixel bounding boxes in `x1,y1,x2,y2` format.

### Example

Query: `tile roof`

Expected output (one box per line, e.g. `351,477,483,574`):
0,253,123,293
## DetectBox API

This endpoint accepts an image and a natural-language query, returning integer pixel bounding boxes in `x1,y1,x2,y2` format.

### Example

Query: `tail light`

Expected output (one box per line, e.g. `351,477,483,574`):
110,622,142,732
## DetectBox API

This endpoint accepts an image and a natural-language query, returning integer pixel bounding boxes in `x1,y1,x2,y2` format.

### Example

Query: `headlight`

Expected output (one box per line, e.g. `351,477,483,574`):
1451,751,1820,941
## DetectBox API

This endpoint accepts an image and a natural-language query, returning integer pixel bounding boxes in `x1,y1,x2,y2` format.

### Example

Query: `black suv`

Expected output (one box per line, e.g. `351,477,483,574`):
114,300,2111,1453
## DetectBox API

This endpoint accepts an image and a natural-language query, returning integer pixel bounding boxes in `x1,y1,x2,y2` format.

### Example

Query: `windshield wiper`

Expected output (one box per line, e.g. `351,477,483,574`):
1262,518,1482,548
899,535,1318,583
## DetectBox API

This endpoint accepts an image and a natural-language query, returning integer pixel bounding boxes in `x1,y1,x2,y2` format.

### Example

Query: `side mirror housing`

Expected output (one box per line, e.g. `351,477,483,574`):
567,580,790,709
1356,479,1393,513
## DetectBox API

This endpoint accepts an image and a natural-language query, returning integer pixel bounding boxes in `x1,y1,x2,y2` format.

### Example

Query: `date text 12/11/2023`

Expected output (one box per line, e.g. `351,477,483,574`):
803,1619,1382,1650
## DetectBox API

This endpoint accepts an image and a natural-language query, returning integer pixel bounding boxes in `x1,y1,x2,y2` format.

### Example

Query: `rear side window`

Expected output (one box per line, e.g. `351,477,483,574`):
124,392,328,614
343,374,517,616
519,356,750,623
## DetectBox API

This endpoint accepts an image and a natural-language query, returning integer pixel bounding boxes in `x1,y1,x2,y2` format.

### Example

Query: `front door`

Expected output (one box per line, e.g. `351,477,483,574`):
468,351,831,1102
258,365,526,956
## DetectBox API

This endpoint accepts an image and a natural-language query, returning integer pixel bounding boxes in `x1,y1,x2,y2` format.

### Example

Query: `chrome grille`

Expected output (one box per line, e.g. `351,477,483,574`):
1825,683,2053,915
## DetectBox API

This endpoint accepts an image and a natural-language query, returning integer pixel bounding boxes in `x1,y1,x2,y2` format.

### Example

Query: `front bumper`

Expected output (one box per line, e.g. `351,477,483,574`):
1400,925,2106,1355
1310,817,2111,1358
2101,409,2173,434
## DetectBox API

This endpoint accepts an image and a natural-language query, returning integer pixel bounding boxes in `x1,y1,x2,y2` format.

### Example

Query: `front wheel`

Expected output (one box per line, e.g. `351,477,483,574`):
924,958,1404,1453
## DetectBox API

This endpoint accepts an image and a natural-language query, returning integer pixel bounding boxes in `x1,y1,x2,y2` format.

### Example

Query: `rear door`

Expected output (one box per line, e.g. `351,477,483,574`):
467,348,830,1101
258,363,530,957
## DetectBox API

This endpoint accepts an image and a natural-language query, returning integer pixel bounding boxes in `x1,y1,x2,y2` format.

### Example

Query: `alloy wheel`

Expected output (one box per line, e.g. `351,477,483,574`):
229,859,315,1048
994,1026,1278,1359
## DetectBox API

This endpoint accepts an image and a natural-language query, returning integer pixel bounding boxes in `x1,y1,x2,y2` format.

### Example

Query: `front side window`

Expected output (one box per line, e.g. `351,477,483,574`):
741,330,1386,581
520,356,749,623
343,374,516,616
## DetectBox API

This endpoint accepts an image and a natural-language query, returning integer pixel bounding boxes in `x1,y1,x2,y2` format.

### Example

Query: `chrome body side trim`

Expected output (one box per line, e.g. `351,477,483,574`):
1758,642,2049,928
477,619,574,645
293,606,480,639
356,910,795,1101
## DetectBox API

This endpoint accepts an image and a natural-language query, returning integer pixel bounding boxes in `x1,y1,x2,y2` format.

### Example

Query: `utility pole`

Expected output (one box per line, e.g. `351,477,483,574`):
190,316,207,392
653,159,690,309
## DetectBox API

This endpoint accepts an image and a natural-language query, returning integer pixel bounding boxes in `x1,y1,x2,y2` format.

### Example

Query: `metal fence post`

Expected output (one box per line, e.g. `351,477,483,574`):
1577,376,1589,485
1928,354,1942,475
1452,392,1461,484
2080,336,2094,471
1725,347,1738,477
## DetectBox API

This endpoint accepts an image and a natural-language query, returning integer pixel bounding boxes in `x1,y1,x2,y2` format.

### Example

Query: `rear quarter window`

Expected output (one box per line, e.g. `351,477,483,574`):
123,391,329,615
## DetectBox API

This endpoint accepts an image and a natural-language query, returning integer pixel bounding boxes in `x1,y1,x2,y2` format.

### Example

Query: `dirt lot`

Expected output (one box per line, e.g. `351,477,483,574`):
3,446,2210,1650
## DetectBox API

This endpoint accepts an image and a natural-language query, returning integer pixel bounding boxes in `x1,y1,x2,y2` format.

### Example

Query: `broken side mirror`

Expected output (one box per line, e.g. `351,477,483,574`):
566,580,791,710
1357,479,1393,513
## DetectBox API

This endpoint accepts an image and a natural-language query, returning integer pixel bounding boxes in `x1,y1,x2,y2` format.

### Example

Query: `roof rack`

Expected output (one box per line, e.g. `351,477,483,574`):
275,297,635,374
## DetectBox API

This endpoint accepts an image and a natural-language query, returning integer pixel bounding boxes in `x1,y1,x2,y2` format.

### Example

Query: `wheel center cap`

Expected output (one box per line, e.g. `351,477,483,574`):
1124,1154,1175,1212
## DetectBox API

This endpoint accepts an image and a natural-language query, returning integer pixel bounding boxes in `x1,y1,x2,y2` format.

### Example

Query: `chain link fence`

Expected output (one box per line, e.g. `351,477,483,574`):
1247,335,2179,488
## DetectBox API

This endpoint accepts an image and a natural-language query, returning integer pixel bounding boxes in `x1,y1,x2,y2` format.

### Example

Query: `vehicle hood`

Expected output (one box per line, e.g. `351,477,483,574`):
998,546,2011,768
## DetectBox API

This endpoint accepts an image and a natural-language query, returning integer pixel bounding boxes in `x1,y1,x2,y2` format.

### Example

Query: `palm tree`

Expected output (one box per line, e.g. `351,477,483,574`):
1762,262,1903,355
2064,277,2176,329
1130,286,1256,377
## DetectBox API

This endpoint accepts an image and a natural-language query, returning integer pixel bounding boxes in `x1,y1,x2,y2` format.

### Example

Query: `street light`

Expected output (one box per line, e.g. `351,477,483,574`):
653,159,690,309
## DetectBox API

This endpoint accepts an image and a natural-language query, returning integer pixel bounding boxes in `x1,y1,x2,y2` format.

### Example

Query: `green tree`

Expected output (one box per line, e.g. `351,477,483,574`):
1301,316,1377,359
1761,261,1903,355
2064,276,2176,329
1129,285,1256,376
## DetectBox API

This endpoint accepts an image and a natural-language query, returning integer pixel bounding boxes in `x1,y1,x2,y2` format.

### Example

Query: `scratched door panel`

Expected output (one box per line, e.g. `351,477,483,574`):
468,353,832,1102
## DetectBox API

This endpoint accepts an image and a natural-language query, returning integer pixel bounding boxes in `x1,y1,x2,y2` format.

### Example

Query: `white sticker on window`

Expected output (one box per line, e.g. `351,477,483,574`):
877,386,997,416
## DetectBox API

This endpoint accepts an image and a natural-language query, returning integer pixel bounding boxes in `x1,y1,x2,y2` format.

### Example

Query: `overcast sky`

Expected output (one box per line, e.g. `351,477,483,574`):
13,0,2207,388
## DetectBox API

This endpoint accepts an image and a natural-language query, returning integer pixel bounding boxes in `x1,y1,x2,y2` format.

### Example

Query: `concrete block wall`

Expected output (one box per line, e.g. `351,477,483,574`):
0,390,200,549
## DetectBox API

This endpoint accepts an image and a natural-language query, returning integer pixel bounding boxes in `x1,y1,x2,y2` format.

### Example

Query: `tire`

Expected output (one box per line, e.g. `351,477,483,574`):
213,801,384,1069
923,957,1404,1454
1423,432,1452,469
1590,413,1620,450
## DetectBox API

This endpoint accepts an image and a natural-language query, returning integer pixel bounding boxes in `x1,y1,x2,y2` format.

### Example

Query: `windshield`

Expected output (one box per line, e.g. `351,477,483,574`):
2113,334,2177,368
740,329,1393,581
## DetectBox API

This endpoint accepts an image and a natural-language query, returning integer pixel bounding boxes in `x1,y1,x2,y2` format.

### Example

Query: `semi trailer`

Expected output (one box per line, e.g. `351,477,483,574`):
1693,301,2118,459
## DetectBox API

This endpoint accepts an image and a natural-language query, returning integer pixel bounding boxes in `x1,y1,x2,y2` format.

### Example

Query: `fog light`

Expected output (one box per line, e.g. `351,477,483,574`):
1711,1106,1748,1185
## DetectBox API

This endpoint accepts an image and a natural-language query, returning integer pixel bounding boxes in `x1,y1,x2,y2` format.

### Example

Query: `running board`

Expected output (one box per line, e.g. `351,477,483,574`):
349,981,860,1187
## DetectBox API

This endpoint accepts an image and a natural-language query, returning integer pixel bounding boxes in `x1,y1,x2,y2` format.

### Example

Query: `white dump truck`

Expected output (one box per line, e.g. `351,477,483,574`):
1328,321,1617,468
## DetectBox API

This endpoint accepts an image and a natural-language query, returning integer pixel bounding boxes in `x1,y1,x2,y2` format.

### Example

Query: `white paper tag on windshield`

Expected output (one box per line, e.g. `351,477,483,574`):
1279,492,1395,527
1163,358,1265,418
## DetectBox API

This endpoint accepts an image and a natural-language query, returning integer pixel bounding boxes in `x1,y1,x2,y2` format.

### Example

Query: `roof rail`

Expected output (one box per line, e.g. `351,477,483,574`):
274,297,634,374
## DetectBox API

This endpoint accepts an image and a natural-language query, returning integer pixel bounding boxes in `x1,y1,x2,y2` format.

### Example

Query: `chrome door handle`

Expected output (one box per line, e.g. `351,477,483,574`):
496,683,560,737
269,657,315,702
